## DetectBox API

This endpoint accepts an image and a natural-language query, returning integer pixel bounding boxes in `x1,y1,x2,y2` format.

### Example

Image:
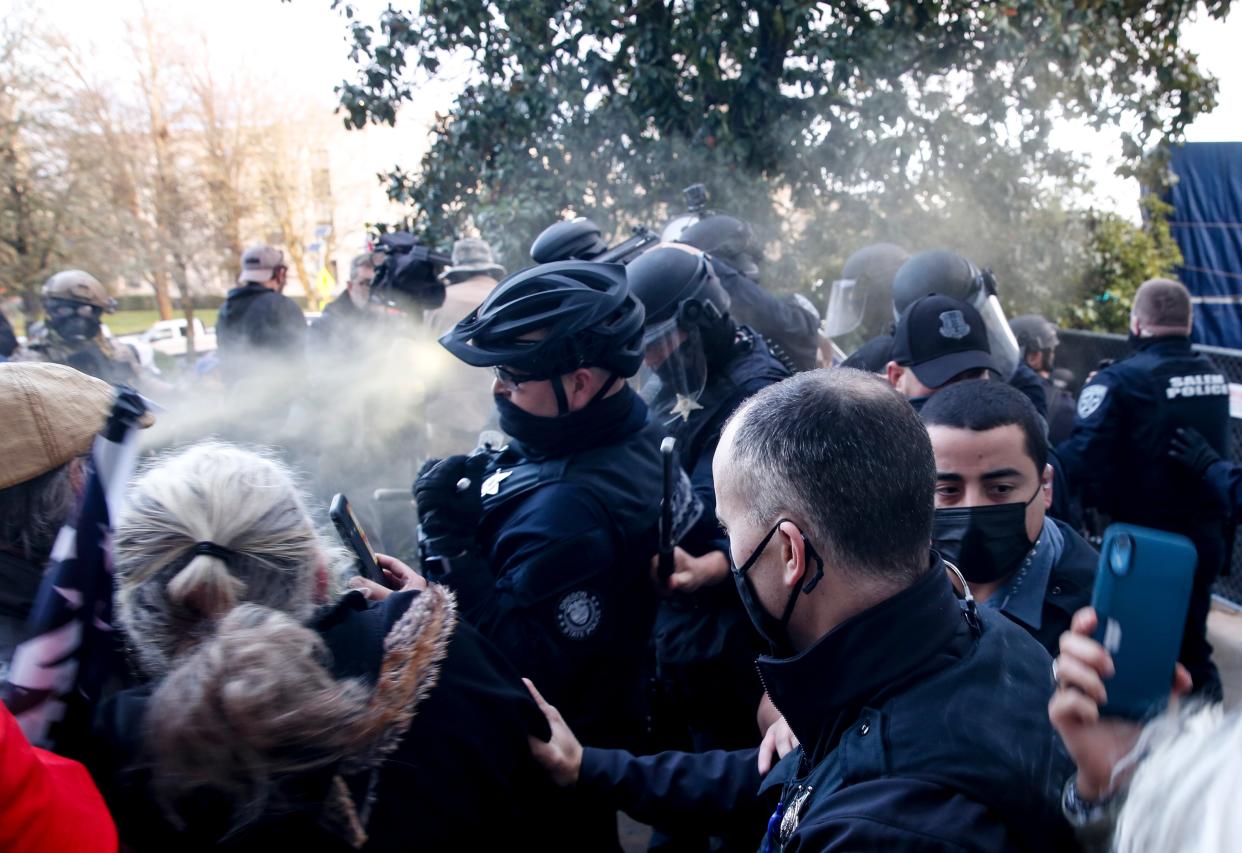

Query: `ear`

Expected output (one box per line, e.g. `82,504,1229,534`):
1041,463,1054,510
567,367,596,407
884,361,903,389
777,520,808,590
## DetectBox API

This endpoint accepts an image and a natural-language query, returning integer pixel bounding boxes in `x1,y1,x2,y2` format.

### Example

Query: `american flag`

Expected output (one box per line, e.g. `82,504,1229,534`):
2,387,149,752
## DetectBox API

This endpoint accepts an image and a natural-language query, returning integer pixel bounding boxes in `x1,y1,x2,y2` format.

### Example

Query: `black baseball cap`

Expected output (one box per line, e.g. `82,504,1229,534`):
891,294,997,388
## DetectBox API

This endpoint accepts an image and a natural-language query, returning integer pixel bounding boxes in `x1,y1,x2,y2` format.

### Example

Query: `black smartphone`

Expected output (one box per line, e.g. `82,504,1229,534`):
1090,523,1196,719
330,493,384,584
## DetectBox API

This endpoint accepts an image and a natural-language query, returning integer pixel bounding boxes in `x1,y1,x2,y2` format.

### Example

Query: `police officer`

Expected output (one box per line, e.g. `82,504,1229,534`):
19,270,141,386
890,249,1037,412
1011,314,1076,443
677,217,820,371
526,370,1075,851
417,260,662,752
626,244,790,757
822,242,908,357
921,380,1096,657
1058,278,1230,699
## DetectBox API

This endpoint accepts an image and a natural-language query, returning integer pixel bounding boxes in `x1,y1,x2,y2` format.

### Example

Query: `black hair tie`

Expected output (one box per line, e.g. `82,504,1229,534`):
193,541,237,562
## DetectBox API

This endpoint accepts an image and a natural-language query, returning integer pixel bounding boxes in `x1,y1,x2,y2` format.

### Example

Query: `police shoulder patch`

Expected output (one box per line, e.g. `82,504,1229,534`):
1077,384,1108,419
556,590,602,640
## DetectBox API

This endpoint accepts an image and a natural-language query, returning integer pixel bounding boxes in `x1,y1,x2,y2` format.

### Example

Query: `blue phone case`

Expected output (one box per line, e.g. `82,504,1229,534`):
1090,524,1196,720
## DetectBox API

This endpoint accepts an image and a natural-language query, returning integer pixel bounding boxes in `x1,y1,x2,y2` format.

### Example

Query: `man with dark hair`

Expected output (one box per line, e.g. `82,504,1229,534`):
921,381,1096,656
526,369,1075,851
1058,277,1230,700
885,293,997,410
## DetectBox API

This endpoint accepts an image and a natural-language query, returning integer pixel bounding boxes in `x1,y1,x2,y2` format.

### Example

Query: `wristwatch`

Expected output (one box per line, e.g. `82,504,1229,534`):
1061,774,1117,829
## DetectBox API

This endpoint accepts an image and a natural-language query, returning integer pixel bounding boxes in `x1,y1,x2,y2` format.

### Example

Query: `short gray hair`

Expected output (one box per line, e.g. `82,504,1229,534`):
725,368,936,584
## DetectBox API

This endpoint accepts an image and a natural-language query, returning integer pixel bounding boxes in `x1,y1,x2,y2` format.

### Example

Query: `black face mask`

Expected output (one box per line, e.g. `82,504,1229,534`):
730,518,824,658
49,313,101,343
495,380,640,459
933,485,1041,584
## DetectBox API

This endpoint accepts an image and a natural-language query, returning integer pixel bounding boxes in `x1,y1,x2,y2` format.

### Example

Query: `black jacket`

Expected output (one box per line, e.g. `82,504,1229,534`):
216,283,305,361
711,257,819,372
1009,362,1049,418
578,562,1077,852
1058,336,1229,530
89,588,556,851
311,292,369,351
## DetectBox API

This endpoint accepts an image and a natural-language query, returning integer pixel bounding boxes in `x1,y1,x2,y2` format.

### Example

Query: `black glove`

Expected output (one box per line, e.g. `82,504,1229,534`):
414,454,490,545
1168,427,1221,477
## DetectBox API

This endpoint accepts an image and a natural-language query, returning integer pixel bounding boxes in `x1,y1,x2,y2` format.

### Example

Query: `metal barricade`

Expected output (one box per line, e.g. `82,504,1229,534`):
1056,330,1242,607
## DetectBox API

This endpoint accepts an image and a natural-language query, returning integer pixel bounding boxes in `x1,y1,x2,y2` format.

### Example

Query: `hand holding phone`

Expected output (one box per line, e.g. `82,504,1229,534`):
330,493,384,584
1088,523,1196,720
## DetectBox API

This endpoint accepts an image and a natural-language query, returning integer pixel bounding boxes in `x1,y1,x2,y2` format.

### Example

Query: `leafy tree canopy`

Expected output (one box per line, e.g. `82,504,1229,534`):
333,0,1229,330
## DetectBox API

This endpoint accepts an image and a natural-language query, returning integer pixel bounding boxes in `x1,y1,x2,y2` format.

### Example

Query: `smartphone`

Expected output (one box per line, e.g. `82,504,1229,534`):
330,493,384,584
1090,523,1196,719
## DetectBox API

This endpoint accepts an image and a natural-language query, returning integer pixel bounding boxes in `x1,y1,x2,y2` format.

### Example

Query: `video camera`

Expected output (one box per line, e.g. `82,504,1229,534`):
369,231,452,314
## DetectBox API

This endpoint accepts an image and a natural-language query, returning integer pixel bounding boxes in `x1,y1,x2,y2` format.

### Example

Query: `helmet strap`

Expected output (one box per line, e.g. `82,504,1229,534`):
552,370,617,416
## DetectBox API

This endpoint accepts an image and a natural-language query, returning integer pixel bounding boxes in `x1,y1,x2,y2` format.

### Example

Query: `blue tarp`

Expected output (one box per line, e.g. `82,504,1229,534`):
1167,142,1242,349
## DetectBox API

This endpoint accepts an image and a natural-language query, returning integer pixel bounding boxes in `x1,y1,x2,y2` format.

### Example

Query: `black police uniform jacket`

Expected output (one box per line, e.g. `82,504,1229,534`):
654,327,790,668
711,258,819,372
576,562,1077,852
88,588,557,852
1057,335,1229,531
445,391,664,749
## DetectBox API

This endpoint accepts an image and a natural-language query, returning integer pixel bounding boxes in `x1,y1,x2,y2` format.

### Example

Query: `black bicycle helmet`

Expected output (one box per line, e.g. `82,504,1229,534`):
626,245,731,328
529,217,610,263
440,260,645,378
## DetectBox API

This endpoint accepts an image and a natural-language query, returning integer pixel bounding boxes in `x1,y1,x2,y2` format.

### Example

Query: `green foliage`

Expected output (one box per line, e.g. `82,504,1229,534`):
332,0,1228,316
1059,195,1184,333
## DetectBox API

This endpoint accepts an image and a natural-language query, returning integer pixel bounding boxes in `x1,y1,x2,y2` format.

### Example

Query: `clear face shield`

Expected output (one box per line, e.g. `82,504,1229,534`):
634,317,709,427
661,214,700,243
822,278,867,338
976,293,1021,380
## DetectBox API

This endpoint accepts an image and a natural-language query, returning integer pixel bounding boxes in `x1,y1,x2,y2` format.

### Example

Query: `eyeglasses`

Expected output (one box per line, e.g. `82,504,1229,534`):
492,365,539,390
729,517,826,593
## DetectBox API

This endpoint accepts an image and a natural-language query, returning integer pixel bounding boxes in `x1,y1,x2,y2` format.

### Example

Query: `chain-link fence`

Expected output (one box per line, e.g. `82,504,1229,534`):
1056,330,1242,607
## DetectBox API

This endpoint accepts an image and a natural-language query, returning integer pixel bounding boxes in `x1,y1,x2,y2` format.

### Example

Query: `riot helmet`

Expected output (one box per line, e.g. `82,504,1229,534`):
369,232,450,315
890,250,1020,379
441,260,645,385
677,215,760,279
626,245,733,425
1009,314,1059,372
661,183,711,242
42,270,115,343
823,243,908,339
529,217,609,263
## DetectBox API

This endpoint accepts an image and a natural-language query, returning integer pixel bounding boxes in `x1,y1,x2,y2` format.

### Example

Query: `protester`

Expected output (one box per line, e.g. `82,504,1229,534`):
311,252,376,349
0,363,124,680
424,236,506,335
16,270,143,386
90,442,555,850
1058,278,1230,700
215,245,306,378
0,309,18,361
921,380,1096,656
527,369,1075,851
1,702,117,853
1045,606,1242,852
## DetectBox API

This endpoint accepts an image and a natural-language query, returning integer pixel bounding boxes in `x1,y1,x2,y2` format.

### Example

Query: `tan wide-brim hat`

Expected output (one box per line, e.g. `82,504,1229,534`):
0,363,153,489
